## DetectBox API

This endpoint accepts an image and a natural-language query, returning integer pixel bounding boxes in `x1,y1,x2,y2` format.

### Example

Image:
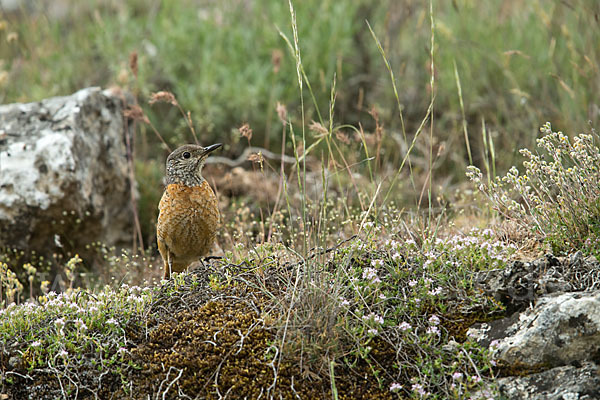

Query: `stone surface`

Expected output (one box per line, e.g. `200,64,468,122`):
468,291,600,369
497,361,600,400
0,87,134,256
475,254,600,313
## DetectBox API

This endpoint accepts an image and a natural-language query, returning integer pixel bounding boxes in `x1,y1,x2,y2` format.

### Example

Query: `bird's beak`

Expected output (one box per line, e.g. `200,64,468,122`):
202,143,222,155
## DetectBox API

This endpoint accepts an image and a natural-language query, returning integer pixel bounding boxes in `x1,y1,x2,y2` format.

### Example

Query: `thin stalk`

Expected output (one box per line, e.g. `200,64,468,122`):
481,118,491,187
454,59,473,165
427,0,436,222
366,20,416,194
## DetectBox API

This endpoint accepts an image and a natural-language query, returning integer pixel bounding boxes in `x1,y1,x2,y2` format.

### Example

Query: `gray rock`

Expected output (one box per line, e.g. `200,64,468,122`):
0,87,134,256
498,361,600,400
475,254,600,314
468,291,600,369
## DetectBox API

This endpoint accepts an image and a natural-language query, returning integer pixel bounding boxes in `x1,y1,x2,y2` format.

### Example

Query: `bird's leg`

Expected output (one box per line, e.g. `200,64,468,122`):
165,251,174,279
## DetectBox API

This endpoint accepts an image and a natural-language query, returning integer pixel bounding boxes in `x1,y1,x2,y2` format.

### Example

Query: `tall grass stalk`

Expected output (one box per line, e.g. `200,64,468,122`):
368,13,437,212
480,118,497,187
288,0,308,258
427,0,436,222
366,21,415,195
274,1,309,390
480,118,491,186
454,59,473,165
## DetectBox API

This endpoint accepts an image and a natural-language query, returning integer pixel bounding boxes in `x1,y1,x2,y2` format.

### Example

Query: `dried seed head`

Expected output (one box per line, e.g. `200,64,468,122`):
239,123,253,141
276,102,288,125
309,120,328,138
129,51,138,78
369,106,383,140
123,105,150,124
247,152,263,164
248,152,264,172
149,91,178,106
271,49,283,74
335,130,351,145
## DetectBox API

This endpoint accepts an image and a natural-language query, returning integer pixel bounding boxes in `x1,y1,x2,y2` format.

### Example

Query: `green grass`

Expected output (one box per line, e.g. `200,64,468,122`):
2,1,598,173
1,0,364,151
368,1,599,172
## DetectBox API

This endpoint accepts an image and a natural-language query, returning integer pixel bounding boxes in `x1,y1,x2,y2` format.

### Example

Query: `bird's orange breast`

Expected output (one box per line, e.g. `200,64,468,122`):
157,182,220,264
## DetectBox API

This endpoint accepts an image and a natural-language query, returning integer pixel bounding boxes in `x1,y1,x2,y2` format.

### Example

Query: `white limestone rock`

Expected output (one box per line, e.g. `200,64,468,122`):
468,291,600,369
0,87,134,255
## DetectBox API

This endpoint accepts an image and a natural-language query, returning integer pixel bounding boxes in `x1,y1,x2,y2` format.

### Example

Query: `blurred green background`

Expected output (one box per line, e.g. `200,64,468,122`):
1,0,598,240
2,0,597,151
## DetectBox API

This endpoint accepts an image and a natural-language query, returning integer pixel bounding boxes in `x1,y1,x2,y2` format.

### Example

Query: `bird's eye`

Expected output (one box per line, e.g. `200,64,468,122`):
182,151,191,159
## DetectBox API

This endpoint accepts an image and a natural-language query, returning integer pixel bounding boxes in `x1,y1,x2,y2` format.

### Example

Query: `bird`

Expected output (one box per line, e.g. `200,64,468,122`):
156,143,222,278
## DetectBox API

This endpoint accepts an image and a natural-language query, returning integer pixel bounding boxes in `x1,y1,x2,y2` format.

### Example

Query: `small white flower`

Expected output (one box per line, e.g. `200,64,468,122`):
371,259,384,267
399,321,412,331
411,383,427,396
389,382,403,392
428,315,440,325
74,318,87,331
363,312,384,325
362,267,381,283
31,340,42,348
426,325,440,335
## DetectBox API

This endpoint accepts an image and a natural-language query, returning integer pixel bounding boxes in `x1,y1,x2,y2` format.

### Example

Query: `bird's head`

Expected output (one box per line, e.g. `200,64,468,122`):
165,143,222,186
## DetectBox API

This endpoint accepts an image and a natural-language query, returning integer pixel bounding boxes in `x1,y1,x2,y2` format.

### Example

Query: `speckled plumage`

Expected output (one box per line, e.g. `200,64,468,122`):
157,143,222,278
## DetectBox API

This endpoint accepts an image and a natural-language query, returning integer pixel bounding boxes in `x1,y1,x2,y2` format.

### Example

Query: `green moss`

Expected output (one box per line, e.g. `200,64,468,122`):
124,298,392,399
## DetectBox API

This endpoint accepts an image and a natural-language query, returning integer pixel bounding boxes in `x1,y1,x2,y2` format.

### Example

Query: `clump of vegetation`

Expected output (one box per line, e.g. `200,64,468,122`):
265,224,511,399
0,277,152,398
468,122,600,255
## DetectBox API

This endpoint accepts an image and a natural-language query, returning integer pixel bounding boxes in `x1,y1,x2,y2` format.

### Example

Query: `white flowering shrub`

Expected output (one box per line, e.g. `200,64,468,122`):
467,122,600,254
330,227,510,398
1,283,152,387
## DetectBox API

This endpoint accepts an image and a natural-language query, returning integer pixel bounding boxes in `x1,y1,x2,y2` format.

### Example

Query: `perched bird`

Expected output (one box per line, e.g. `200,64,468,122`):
157,143,222,278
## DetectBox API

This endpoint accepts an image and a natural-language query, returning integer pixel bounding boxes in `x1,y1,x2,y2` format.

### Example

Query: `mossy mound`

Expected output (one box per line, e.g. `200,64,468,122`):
123,297,392,399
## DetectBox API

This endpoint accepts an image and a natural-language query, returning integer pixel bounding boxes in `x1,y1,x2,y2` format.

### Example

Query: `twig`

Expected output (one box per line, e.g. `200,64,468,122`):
155,366,184,400
207,146,297,167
